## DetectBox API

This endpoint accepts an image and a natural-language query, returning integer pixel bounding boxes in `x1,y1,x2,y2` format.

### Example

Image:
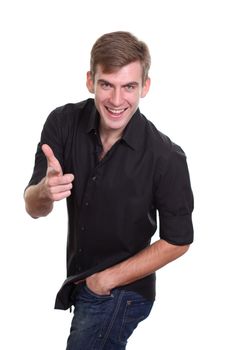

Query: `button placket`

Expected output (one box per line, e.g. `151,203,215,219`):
77,166,100,274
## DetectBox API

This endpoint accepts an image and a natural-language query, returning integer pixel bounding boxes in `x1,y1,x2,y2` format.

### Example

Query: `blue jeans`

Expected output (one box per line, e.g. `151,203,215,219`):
66,285,154,350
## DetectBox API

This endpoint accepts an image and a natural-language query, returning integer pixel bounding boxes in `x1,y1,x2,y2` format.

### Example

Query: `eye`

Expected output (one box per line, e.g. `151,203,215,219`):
99,81,112,90
125,84,136,92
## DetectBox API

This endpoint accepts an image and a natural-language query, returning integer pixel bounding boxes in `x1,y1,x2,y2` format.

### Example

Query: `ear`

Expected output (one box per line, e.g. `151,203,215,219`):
86,71,94,93
141,77,151,98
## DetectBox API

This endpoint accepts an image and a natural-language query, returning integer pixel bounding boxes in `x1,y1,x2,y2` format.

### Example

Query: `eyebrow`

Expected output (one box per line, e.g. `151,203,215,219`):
122,82,139,87
97,79,139,87
97,79,113,86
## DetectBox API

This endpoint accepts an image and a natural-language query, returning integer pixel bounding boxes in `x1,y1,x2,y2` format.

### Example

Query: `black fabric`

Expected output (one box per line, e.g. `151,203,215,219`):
27,98,194,310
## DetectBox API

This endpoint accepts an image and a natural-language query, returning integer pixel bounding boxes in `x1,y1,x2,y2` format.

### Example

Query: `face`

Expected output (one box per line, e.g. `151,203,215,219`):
86,61,150,136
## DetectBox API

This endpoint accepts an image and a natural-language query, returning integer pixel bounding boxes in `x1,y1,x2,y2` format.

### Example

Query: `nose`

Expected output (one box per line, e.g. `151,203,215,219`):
109,88,123,106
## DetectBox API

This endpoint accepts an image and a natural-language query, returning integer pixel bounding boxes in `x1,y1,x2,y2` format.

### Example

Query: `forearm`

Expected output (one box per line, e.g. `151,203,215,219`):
24,179,54,218
91,240,189,292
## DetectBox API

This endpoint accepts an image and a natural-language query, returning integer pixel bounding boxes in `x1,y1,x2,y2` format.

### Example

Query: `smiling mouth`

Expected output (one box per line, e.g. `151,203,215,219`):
105,106,128,116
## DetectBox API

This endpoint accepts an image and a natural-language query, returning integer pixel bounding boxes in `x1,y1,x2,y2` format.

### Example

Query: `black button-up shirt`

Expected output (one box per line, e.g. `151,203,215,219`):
28,98,194,310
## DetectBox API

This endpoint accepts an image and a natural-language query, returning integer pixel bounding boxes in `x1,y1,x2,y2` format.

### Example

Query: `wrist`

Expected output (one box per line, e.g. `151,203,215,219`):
103,265,120,290
25,181,54,218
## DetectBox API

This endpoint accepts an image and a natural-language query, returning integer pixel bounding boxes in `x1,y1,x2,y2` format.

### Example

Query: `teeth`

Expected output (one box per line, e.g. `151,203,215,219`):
107,108,125,114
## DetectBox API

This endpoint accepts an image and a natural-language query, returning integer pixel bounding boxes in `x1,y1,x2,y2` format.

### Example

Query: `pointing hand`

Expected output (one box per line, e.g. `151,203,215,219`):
42,144,74,201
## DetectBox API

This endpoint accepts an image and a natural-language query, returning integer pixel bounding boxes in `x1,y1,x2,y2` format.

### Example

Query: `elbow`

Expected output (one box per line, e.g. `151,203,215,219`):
181,244,190,254
175,243,190,259
175,241,190,251
162,239,191,259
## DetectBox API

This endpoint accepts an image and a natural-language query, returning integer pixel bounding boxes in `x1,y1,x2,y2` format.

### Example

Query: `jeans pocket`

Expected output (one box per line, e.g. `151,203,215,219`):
118,295,153,343
83,285,113,300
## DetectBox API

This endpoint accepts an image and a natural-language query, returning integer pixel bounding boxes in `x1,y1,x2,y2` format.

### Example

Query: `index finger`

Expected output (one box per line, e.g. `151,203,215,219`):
42,144,56,162
41,143,63,176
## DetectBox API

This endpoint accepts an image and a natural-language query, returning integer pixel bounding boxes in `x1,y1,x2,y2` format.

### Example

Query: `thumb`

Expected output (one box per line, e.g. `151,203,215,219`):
42,144,63,176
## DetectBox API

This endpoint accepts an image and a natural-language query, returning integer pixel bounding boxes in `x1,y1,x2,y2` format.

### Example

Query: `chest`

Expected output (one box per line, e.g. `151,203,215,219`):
66,133,156,206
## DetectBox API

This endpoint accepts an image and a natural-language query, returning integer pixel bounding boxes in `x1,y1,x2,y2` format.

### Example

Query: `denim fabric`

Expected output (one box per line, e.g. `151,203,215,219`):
66,285,154,350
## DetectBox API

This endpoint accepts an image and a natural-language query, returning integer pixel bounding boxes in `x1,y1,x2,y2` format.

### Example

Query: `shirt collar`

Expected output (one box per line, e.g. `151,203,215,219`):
86,104,99,134
86,102,144,151
121,108,143,150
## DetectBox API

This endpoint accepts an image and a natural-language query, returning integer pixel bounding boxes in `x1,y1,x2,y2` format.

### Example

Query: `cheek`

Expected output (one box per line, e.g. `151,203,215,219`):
95,89,109,103
128,93,141,105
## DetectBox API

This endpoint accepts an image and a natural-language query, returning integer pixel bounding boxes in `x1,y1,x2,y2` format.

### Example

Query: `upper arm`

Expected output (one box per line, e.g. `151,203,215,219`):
155,145,194,246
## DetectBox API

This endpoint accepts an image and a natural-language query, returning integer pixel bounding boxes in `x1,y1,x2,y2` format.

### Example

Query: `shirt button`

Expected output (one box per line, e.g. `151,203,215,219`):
85,202,89,206
92,176,97,181
81,226,85,231
78,248,82,253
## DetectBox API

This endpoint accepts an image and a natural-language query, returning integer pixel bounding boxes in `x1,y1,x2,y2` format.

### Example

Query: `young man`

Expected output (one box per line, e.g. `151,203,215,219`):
25,31,194,349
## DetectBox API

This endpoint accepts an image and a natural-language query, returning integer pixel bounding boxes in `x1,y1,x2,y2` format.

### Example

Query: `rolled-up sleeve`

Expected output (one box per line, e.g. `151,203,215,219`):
155,144,194,245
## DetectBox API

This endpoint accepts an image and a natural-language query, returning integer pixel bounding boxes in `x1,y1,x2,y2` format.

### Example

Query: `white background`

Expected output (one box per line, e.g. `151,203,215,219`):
1,0,233,349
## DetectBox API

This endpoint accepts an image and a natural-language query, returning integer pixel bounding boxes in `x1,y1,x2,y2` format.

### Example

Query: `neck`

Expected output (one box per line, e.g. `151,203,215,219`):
98,126,123,160
99,125,123,146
